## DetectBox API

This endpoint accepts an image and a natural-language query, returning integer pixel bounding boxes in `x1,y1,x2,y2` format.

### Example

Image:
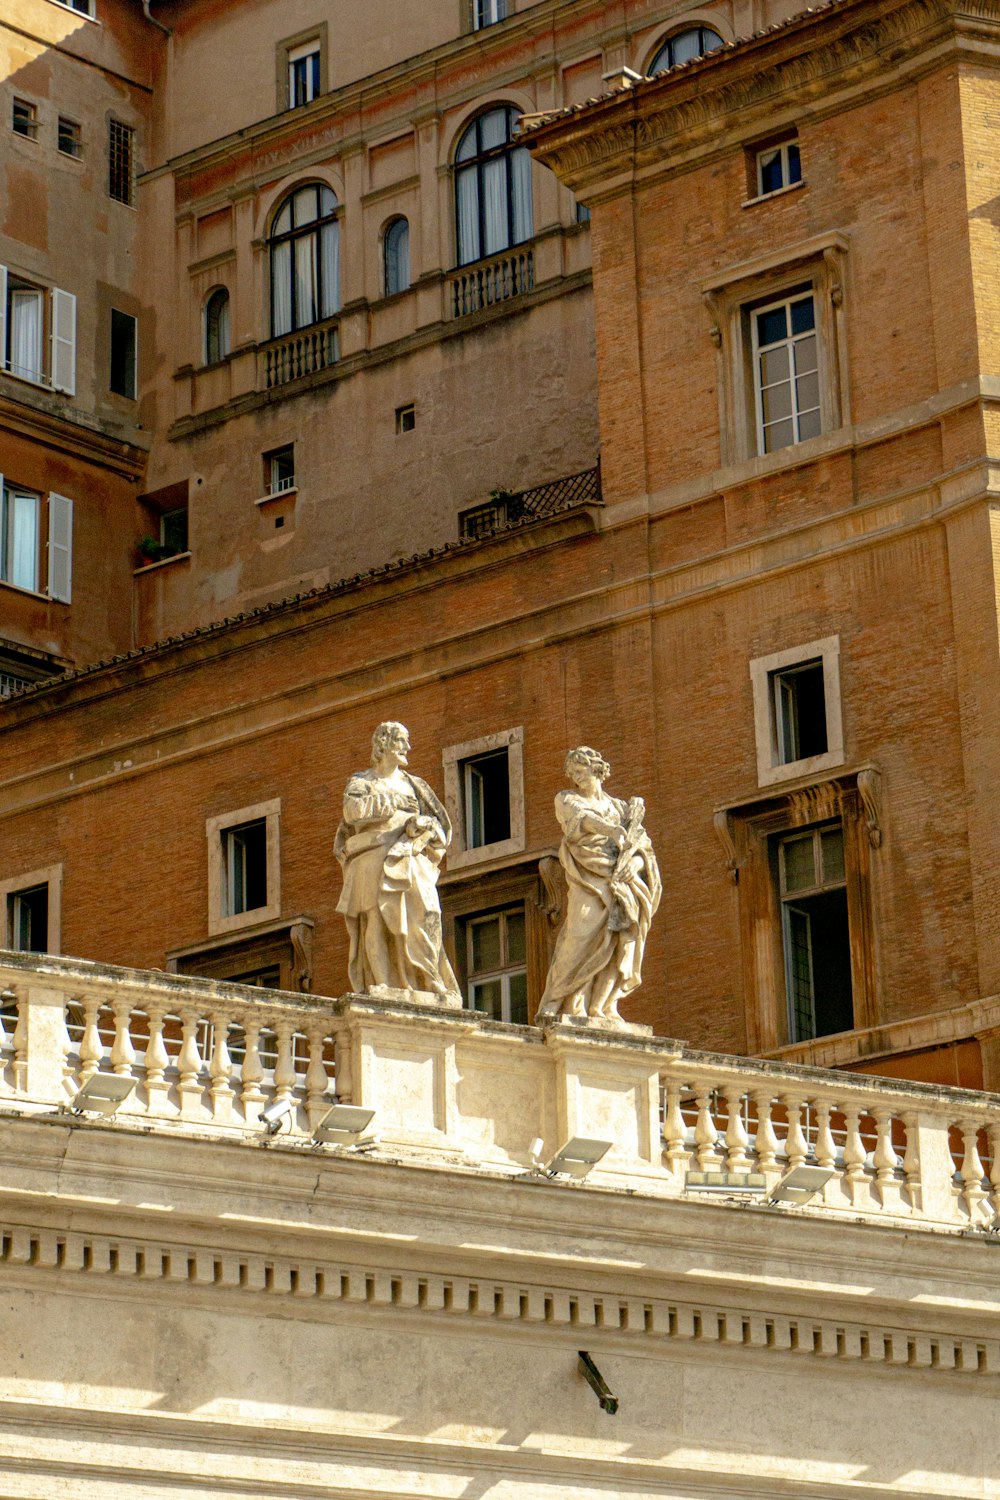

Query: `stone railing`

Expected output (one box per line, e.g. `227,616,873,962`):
259,317,340,390
2,951,999,1232
449,248,534,318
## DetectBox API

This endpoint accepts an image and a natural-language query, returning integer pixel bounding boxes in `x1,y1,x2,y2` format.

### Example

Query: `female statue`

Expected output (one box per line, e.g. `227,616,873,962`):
537,746,661,1025
335,721,458,996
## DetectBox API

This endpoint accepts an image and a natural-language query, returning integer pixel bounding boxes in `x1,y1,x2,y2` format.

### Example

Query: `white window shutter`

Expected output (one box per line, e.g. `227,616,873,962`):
0,264,7,372
50,288,77,395
47,493,73,603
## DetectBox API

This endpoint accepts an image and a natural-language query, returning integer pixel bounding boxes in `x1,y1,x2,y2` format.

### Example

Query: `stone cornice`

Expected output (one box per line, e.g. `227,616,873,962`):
0,393,149,481
526,0,1000,196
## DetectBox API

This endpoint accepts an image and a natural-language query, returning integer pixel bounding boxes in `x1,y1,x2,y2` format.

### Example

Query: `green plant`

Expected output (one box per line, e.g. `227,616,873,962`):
137,534,167,564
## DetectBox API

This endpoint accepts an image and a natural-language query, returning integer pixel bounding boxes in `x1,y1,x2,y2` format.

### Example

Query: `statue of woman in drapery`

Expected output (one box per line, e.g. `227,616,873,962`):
335,721,458,997
537,746,660,1025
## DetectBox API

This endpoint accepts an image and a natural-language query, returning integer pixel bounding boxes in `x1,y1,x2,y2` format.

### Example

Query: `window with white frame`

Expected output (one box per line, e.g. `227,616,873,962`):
0,865,62,954
778,823,853,1042
0,480,72,600
268,184,340,337
755,138,802,198
383,217,410,297
206,799,281,935
751,286,820,454
464,905,528,1023
473,0,508,29
52,0,95,14
288,41,321,108
12,99,38,140
442,727,525,868
750,637,843,787
0,266,76,394
454,107,532,267
265,444,295,495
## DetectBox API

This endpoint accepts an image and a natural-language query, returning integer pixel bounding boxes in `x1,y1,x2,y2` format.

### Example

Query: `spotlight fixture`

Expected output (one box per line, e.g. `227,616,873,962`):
529,1136,612,1180
70,1073,135,1116
769,1163,835,1204
259,1097,295,1136
312,1103,376,1148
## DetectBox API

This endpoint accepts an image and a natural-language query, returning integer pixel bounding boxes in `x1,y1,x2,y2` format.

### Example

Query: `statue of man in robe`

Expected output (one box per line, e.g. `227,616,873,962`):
335,721,459,997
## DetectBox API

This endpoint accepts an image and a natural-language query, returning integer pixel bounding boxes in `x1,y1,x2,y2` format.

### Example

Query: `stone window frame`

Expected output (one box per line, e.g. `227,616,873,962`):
750,635,844,788
714,768,882,1054
205,798,282,937
0,863,63,955
276,24,329,114
702,231,850,466
442,726,525,871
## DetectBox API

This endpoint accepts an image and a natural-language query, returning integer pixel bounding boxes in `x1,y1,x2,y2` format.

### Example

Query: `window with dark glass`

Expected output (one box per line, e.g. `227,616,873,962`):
383,217,410,297
756,139,802,197
110,308,137,398
265,444,295,495
779,825,853,1042
223,819,268,917
268,184,340,337
465,906,527,1024
108,119,135,205
771,658,827,765
649,26,724,73
7,883,48,953
461,748,511,849
288,42,321,108
473,0,508,28
12,99,38,140
205,288,230,364
751,287,819,453
58,117,83,158
454,106,532,267
160,505,188,556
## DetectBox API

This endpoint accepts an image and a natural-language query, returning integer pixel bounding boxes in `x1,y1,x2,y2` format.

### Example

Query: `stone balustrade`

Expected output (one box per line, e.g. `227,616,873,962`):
449,248,534,317
1,951,998,1233
258,316,339,389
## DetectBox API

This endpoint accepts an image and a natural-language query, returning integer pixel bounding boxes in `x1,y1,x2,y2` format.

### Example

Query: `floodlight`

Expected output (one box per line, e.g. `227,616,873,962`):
769,1163,835,1204
71,1073,135,1116
313,1103,376,1147
260,1097,295,1136
535,1136,612,1180
685,1170,767,1196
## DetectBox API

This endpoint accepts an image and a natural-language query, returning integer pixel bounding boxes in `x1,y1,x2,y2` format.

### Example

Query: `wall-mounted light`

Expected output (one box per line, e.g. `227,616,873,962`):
70,1074,135,1116
770,1164,835,1204
313,1103,376,1149
529,1136,611,1180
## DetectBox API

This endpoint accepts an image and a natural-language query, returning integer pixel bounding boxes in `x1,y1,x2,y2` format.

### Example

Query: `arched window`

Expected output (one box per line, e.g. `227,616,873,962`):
268,184,340,338
384,217,410,297
204,287,231,364
454,106,532,268
649,26,724,73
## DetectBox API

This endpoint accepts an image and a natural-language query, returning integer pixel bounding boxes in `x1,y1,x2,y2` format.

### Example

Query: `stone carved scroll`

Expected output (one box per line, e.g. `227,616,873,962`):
857,767,883,848
536,855,565,925
713,808,738,882
290,921,313,992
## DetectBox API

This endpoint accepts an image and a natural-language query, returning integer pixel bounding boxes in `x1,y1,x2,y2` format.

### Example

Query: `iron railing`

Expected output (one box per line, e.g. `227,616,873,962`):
459,463,601,540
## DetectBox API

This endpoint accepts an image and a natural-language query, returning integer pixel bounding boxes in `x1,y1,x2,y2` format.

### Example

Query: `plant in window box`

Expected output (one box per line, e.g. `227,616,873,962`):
137,535,170,566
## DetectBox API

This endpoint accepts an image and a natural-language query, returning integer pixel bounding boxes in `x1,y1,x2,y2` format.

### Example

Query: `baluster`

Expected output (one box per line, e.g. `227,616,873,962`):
11,994,28,1094
752,1090,780,1171
144,1004,170,1116
694,1089,721,1170
783,1095,808,1170
273,1021,296,1115
56,996,75,1101
988,1121,1000,1223
661,1079,690,1177
814,1099,837,1170
177,1008,204,1119
110,1000,136,1078
209,1011,235,1122
240,1018,266,1124
901,1112,921,1208
959,1119,987,1222
843,1106,866,1181
305,1023,330,1130
872,1108,899,1186
724,1086,750,1172
79,997,102,1085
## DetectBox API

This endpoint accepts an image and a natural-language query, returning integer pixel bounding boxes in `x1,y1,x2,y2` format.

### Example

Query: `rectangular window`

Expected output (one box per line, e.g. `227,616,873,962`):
267,444,295,495
0,485,40,593
750,637,843,787
7,284,44,383
12,99,38,140
57,117,83,159
395,403,416,434
53,0,95,13
108,119,135,205
7,883,49,953
0,266,78,395
223,819,268,917
160,505,188,555
474,0,508,27
751,286,820,454
779,825,853,1042
110,308,137,398
466,905,528,1024
462,748,511,849
755,139,801,197
288,42,321,108
771,658,827,765
0,671,32,697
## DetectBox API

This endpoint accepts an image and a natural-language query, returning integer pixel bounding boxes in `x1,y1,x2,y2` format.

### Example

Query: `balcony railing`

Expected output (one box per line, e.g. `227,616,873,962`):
260,317,339,391
460,463,601,540
450,248,534,318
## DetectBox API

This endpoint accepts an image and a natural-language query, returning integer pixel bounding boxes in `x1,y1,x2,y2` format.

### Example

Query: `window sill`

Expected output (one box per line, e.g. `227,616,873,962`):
167,913,313,968
742,179,806,209
756,749,846,790
45,0,98,20
133,550,191,576
0,578,50,602
440,845,550,885
255,487,298,507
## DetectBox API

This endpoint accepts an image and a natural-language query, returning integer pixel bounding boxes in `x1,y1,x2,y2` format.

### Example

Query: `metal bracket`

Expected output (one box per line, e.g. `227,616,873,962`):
578,1350,619,1414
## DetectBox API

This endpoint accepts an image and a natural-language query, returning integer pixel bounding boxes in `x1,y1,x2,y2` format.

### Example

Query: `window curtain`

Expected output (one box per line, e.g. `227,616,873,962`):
295,234,318,329
510,147,532,246
320,220,340,317
4,491,39,591
385,221,409,295
271,242,292,336
456,168,480,265
481,157,507,257
9,290,43,382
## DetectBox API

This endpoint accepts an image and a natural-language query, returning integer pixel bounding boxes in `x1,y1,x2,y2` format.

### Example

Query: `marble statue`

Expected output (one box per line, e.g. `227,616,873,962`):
536,746,661,1026
335,721,459,997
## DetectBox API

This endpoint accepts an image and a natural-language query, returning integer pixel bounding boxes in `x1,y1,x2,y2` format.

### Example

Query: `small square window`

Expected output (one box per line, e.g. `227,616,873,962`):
266,444,295,495
755,139,801,197
223,819,268,917
108,119,135,205
58,117,83,158
110,308,137,398
750,637,843,787
465,905,528,1024
473,0,508,28
7,883,48,952
12,99,38,140
462,749,511,849
288,41,321,108
396,403,416,434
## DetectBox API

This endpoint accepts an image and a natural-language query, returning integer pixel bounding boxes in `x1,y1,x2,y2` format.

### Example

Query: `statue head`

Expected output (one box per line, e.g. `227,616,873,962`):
565,745,611,786
371,720,410,767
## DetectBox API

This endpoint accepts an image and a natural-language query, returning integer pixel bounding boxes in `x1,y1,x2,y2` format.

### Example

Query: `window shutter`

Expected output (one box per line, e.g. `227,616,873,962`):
47,493,73,603
50,288,77,396
0,264,7,372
